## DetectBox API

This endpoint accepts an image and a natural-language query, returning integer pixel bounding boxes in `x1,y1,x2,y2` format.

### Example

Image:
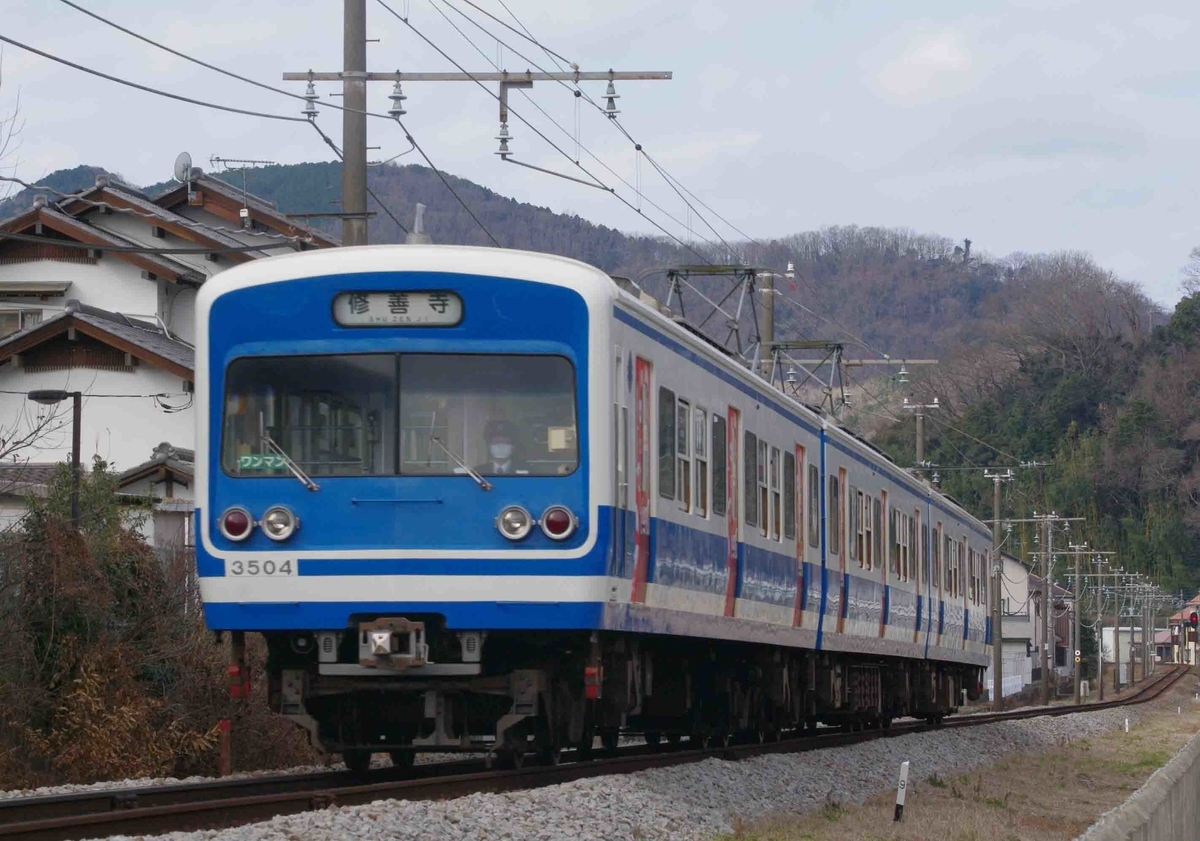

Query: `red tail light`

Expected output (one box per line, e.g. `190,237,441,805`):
540,505,576,540
219,506,253,541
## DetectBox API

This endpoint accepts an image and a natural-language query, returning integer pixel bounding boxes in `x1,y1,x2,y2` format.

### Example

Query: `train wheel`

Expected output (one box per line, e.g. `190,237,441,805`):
342,750,372,773
645,731,662,750
388,750,414,768
666,732,682,747
537,744,563,766
881,717,893,732
497,748,526,769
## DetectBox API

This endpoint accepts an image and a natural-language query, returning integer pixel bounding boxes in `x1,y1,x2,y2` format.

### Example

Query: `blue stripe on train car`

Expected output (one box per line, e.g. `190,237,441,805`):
963,608,970,640
650,517,728,595
741,542,797,607
985,615,992,645
882,585,890,625
916,594,923,632
841,572,850,618
939,600,945,634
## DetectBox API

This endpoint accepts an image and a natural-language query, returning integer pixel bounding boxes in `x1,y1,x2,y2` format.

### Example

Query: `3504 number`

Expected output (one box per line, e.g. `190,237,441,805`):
226,559,295,577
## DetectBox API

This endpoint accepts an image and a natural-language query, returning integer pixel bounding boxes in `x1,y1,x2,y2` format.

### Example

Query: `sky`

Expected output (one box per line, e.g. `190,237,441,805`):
2,0,1199,305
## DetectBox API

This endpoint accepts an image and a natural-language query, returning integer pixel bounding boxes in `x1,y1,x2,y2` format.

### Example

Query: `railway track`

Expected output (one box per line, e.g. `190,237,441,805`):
1,665,1187,841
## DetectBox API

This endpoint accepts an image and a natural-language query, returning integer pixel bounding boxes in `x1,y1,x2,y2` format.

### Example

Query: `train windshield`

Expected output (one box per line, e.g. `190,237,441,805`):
222,354,577,478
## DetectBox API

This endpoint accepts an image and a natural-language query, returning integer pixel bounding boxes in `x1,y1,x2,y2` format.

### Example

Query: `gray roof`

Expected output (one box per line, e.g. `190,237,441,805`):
38,207,205,285
0,299,194,374
196,174,341,246
118,441,195,485
77,180,265,254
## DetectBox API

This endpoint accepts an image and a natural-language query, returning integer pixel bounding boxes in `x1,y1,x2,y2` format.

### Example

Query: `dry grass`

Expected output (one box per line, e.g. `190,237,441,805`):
717,677,1200,841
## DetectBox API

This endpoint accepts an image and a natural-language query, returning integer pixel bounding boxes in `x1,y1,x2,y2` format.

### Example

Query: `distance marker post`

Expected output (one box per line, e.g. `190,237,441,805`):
894,760,910,821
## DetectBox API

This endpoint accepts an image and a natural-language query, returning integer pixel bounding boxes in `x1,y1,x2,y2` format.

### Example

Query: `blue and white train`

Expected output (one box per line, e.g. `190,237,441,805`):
195,246,992,768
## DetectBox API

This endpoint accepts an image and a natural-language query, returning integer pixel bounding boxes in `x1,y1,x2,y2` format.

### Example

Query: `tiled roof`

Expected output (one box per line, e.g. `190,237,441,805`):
118,441,195,486
0,299,194,376
0,461,86,498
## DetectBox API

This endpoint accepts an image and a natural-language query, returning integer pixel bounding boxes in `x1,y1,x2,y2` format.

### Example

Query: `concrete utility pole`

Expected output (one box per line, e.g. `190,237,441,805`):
1113,580,1122,692
286,32,670,248
1042,517,1053,704
758,271,774,380
984,469,1012,710
902,397,940,468
342,0,368,246
1068,542,1085,704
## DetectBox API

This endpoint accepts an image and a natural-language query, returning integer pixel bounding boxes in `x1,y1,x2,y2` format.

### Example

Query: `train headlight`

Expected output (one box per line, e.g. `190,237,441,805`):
540,505,577,540
261,506,299,541
496,505,533,540
218,506,253,541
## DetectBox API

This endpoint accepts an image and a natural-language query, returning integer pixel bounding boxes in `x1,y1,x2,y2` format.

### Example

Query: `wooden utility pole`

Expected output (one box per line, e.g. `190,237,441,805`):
759,271,774,379
286,20,670,248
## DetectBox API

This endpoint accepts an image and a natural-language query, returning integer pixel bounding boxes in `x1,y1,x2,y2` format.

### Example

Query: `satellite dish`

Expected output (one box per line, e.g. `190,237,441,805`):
173,152,193,184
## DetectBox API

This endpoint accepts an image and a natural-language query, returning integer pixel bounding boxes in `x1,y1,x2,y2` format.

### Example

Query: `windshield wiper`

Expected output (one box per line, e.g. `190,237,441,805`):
431,436,493,492
259,412,320,491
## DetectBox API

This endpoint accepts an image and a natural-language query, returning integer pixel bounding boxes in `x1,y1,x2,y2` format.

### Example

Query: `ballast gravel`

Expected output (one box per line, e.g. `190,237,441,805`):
71,706,1142,841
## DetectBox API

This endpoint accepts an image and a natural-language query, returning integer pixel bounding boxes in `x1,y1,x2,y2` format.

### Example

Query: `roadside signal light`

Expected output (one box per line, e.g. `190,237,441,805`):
1190,612,1198,629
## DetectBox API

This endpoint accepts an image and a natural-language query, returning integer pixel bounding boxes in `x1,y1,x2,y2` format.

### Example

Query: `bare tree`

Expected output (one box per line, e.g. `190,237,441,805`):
0,48,24,205
1182,246,1200,297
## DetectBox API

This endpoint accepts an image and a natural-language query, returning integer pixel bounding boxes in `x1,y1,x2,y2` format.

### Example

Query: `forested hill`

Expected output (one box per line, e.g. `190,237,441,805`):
2,160,1164,361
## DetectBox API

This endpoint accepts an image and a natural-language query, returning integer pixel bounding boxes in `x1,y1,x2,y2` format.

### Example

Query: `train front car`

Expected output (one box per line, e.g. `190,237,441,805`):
195,246,612,769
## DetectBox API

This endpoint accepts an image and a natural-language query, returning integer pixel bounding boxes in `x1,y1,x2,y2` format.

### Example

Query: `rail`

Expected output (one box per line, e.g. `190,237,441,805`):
0,665,1186,841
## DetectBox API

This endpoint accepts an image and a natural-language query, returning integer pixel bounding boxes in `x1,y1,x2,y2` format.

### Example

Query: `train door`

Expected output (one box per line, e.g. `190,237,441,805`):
631,357,653,604
723,406,740,617
611,348,629,581
792,444,805,628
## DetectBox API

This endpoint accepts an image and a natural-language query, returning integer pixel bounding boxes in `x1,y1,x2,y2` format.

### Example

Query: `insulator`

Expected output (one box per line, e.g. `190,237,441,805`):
388,78,408,118
302,80,319,120
604,79,620,118
785,367,797,385
495,122,512,159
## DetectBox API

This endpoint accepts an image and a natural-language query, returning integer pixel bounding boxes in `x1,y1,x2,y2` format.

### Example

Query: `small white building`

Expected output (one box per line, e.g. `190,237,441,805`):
0,167,334,544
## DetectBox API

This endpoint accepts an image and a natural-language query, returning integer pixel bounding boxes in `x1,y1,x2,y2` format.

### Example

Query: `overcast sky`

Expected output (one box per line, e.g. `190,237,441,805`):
3,0,1198,304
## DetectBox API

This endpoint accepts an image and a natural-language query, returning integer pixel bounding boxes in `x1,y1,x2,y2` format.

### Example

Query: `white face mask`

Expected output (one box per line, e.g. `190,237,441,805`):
489,442,514,461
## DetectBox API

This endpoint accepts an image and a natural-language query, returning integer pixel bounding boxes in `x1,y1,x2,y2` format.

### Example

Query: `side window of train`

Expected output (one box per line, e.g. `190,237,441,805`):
922,523,929,583
807,465,820,548
827,474,840,555
677,399,691,513
694,408,708,518
658,387,676,500
889,507,900,577
758,440,769,538
958,539,966,599
744,431,758,528
968,548,976,604
908,514,916,583
944,534,953,594
783,450,797,540
770,446,782,541
848,485,859,566
982,549,989,605
932,525,941,588
873,497,882,572
712,415,727,518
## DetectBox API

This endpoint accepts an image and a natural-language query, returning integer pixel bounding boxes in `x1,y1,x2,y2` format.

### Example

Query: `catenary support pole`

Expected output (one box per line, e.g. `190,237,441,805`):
758,270,773,379
1074,547,1081,705
990,473,1003,710
342,0,368,246
1042,518,1053,705
70,391,81,529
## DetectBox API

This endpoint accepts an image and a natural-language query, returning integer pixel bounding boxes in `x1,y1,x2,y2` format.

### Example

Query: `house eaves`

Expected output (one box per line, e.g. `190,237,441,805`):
60,181,267,263
0,300,194,380
154,174,340,248
2,206,207,286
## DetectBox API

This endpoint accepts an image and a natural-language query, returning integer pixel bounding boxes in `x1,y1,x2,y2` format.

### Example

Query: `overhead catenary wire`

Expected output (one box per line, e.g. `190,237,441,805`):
433,0,722,255
375,0,711,264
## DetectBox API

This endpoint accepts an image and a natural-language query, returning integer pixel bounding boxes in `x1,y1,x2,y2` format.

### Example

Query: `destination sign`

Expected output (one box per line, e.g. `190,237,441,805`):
333,291,463,327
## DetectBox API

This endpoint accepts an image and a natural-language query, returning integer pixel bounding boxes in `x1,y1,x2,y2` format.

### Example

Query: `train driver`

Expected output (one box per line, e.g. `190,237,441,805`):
474,418,528,475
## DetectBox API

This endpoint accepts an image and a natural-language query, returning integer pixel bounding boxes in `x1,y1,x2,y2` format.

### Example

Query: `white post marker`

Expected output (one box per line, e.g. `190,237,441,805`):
1125,717,1130,732
894,760,910,822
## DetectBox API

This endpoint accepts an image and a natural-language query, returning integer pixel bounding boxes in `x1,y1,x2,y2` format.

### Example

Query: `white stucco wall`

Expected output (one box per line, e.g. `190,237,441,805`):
0,365,193,472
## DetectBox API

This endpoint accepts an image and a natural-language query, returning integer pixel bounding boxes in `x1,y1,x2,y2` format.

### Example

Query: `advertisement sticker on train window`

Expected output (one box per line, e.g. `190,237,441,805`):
333,291,463,327
225,558,296,577
239,454,287,470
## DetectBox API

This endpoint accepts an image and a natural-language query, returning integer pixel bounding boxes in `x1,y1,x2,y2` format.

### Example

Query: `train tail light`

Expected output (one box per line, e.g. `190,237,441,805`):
496,505,533,540
262,505,299,541
584,665,602,699
540,505,577,540
218,506,253,541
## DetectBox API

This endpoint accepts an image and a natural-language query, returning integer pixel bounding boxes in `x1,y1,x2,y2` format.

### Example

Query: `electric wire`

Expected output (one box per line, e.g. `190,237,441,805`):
433,0,720,255
56,0,401,123
0,34,306,123
0,229,299,254
375,0,710,263
308,119,496,246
